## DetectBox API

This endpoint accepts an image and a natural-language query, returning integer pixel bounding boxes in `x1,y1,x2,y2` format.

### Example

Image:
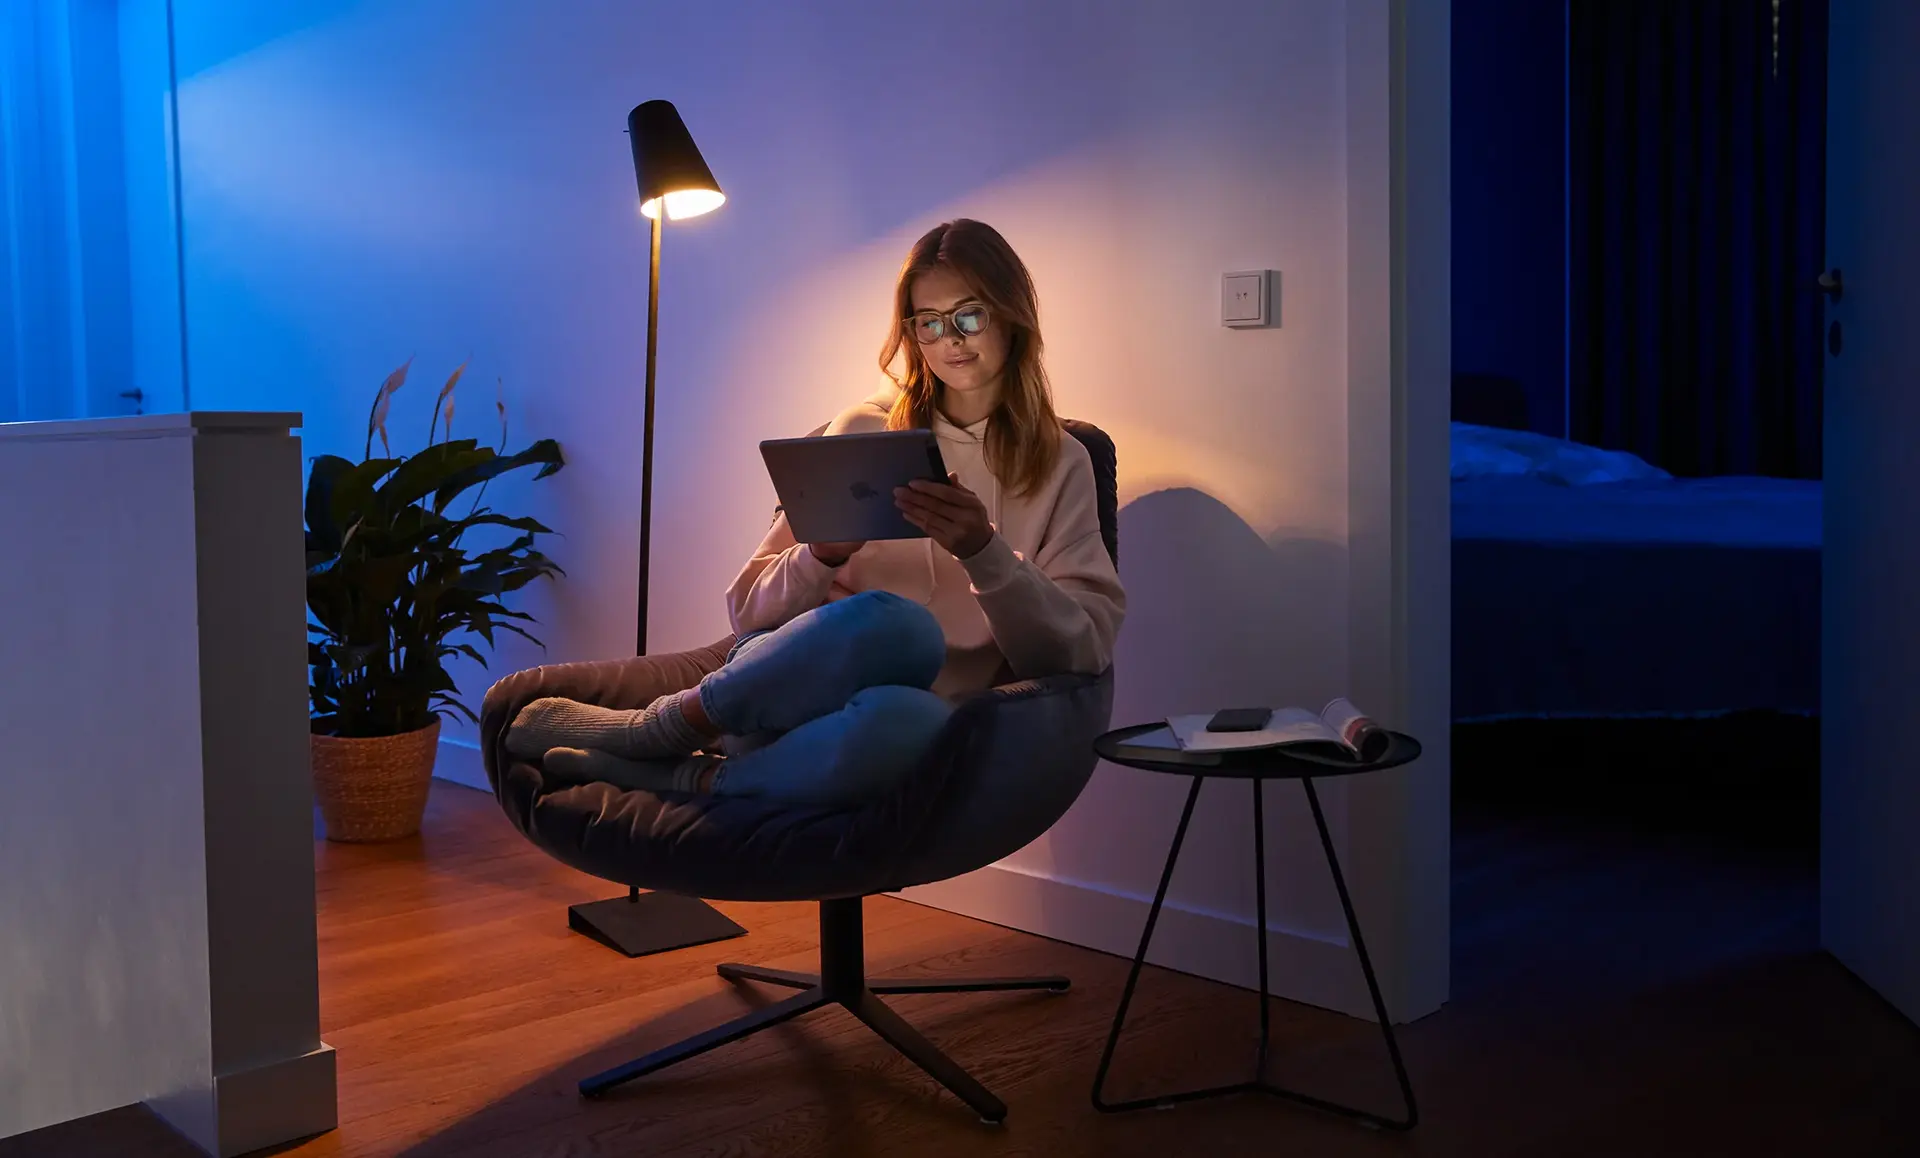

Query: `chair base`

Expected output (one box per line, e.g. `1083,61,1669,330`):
578,897,1069,1124
567,888,747,958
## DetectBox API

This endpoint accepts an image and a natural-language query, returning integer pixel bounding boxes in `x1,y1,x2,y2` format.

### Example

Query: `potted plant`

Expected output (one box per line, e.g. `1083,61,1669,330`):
305,361,565,841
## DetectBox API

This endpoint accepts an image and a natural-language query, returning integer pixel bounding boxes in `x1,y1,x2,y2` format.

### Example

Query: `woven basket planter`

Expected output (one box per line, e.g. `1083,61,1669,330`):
311,720,441,842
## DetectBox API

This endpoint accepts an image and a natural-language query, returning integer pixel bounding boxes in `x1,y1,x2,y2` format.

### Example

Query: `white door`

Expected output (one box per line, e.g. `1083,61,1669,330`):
1821,0,1920,1026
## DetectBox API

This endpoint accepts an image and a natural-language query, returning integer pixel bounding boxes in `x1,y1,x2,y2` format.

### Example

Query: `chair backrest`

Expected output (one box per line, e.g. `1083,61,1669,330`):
886,418,1118,887
1062,418,1118,566
787,417,1119,566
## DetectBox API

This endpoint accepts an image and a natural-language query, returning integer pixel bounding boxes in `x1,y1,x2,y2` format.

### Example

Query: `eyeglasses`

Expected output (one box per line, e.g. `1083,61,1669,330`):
908,303,990,344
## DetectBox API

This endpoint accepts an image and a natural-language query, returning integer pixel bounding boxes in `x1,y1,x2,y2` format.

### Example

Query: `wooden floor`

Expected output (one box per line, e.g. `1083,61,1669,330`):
8,774,1917,1158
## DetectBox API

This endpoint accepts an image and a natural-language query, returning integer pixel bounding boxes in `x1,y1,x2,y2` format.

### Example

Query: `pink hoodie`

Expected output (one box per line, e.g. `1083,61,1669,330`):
726,386,1125,699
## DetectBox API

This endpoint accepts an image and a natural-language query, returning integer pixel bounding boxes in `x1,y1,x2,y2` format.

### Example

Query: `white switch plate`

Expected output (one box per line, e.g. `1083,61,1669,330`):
1221,269,1277,328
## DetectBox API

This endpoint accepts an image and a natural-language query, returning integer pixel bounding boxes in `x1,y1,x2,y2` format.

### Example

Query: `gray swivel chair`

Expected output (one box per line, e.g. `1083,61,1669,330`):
479,420,1118,1124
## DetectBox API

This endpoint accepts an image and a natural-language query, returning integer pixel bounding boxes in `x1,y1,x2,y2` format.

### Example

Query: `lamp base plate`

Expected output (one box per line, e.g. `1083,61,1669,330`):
568,891,747,958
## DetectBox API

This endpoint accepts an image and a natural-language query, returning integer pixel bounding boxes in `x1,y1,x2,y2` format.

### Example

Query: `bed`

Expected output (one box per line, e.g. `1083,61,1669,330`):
1450,421,1822,722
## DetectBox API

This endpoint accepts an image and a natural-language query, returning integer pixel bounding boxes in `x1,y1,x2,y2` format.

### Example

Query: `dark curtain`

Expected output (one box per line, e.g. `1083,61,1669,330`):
1569,0,1827,478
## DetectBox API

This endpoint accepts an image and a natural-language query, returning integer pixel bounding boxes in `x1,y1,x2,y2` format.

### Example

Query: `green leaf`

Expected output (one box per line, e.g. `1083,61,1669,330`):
431,438,565,512
444,642,489,668
473,601,536,621
470,565,557,597
448,512,555,537
329,457,403,532
379,439,492,511
304,455,356,552
432,695,479,725
338,553,419,617
493,621,545,648
325,641,384,674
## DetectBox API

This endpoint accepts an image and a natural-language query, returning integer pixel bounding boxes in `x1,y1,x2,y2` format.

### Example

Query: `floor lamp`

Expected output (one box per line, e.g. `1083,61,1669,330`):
566,99,748,958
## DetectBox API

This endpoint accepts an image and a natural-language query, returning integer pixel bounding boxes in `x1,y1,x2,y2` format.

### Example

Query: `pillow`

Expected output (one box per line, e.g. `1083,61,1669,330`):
1450,426,1540,480
1451,422,1671,485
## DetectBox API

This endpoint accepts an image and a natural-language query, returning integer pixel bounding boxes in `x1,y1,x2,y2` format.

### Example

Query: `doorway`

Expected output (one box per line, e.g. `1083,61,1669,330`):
1448,0,1839,1039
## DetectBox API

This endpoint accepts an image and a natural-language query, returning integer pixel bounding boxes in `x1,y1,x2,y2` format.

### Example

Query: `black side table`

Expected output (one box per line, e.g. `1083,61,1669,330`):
1090,723,1424,1131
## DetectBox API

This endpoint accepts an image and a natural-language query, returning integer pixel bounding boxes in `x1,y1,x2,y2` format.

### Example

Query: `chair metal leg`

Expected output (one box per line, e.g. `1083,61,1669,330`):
849,990,1009,1124
584,893,1050,1124
579,986,827,1098
869,974,1071,995
717,962,817,990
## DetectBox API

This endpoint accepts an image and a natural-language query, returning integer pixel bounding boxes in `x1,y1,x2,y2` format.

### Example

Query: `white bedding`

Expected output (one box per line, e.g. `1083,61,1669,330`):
1450,422,1672,486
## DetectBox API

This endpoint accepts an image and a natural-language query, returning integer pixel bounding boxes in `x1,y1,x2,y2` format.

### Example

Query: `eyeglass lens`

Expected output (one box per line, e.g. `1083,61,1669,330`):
913,304,989,343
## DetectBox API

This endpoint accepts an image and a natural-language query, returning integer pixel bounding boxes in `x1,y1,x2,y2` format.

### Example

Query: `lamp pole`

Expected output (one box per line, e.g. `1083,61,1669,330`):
638,207,662,656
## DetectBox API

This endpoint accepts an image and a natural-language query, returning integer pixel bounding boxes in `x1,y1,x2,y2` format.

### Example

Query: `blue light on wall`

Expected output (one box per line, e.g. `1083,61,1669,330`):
1,0,184,423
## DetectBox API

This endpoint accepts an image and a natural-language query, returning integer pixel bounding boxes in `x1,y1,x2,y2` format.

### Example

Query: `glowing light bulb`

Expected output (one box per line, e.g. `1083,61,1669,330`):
640,188,727,221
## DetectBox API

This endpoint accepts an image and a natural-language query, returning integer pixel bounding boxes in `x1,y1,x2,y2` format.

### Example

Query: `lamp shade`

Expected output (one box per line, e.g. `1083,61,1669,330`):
627,99,724,221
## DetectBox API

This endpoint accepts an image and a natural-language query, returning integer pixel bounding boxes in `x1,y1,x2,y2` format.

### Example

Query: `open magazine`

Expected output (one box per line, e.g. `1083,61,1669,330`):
1163,698,1390,762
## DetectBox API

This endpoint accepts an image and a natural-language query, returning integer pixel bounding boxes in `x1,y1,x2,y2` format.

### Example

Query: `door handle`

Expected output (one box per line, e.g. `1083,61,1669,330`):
1820,269,1846,356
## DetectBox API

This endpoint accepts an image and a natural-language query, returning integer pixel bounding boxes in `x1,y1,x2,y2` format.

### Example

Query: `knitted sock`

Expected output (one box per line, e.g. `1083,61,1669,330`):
542,748,721,795
504,693,709,762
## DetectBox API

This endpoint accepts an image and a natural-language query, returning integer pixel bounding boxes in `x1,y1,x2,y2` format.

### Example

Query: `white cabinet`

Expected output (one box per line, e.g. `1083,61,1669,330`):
0,412,334,1155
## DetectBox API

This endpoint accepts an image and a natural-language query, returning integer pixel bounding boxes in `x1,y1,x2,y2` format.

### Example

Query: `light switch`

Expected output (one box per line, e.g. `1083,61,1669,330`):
1221,270,1276,328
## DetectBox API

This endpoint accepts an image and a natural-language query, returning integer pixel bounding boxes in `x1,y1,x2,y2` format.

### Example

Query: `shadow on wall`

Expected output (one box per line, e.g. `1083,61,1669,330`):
1012,485,1349,942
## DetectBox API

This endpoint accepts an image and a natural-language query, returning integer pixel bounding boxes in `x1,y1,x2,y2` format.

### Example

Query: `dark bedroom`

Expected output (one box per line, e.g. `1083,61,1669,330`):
1448,0,1882,1106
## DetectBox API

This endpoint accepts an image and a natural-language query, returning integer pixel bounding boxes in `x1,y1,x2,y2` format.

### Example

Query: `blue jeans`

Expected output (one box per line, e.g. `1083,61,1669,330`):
695,591,953,807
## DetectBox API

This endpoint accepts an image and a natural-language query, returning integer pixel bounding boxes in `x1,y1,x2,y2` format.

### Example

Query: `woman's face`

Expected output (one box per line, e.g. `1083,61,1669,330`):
909,265,1011,405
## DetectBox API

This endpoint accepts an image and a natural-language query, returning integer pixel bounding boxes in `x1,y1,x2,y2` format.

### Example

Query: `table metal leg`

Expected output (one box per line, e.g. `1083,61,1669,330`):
1262,777,1418,1131
1094,776,1258,1111
1253,776,1271,1072
1090,773,1419,1132
1093,777,1269,1111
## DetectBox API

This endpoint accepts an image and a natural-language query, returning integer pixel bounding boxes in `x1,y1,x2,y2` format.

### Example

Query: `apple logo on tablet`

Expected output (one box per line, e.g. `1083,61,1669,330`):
849,480,877,501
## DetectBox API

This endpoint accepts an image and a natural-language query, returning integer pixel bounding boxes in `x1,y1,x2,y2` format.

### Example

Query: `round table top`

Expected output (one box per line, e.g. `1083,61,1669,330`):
1094,723,1424,780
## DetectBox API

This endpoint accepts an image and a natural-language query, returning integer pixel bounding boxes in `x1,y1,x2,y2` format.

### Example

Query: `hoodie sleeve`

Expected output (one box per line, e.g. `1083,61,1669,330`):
958,448,1125,679
724,393,895,635
724,510,841,635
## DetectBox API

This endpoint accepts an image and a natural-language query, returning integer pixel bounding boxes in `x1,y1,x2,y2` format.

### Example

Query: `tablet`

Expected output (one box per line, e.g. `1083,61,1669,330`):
760,429,949,544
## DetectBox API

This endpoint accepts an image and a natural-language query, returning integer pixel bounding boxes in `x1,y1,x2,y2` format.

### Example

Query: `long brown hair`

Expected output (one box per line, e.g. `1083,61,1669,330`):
878,219,1061,496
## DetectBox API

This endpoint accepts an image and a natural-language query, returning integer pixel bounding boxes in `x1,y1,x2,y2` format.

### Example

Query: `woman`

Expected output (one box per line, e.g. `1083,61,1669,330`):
507,218,1124,804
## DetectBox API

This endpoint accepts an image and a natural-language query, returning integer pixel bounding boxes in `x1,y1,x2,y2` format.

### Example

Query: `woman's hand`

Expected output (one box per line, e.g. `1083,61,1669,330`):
896,474,994,560
809,540,865,567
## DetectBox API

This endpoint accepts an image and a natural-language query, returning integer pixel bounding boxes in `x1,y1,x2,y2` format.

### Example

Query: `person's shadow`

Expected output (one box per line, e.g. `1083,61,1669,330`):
1015,486,1353,958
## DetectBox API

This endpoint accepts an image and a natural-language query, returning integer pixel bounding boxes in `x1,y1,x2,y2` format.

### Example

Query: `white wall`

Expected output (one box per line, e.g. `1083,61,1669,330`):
168,0,1445,1017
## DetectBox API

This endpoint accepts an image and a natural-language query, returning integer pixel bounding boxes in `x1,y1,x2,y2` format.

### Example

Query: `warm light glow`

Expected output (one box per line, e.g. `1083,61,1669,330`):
640,188,726,221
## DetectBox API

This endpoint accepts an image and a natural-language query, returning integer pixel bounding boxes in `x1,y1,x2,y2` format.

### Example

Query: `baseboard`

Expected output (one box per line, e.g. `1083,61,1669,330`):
434,737,488,791
148,1044,335,1158
893,863,1379,1021
211,1044,336,1157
